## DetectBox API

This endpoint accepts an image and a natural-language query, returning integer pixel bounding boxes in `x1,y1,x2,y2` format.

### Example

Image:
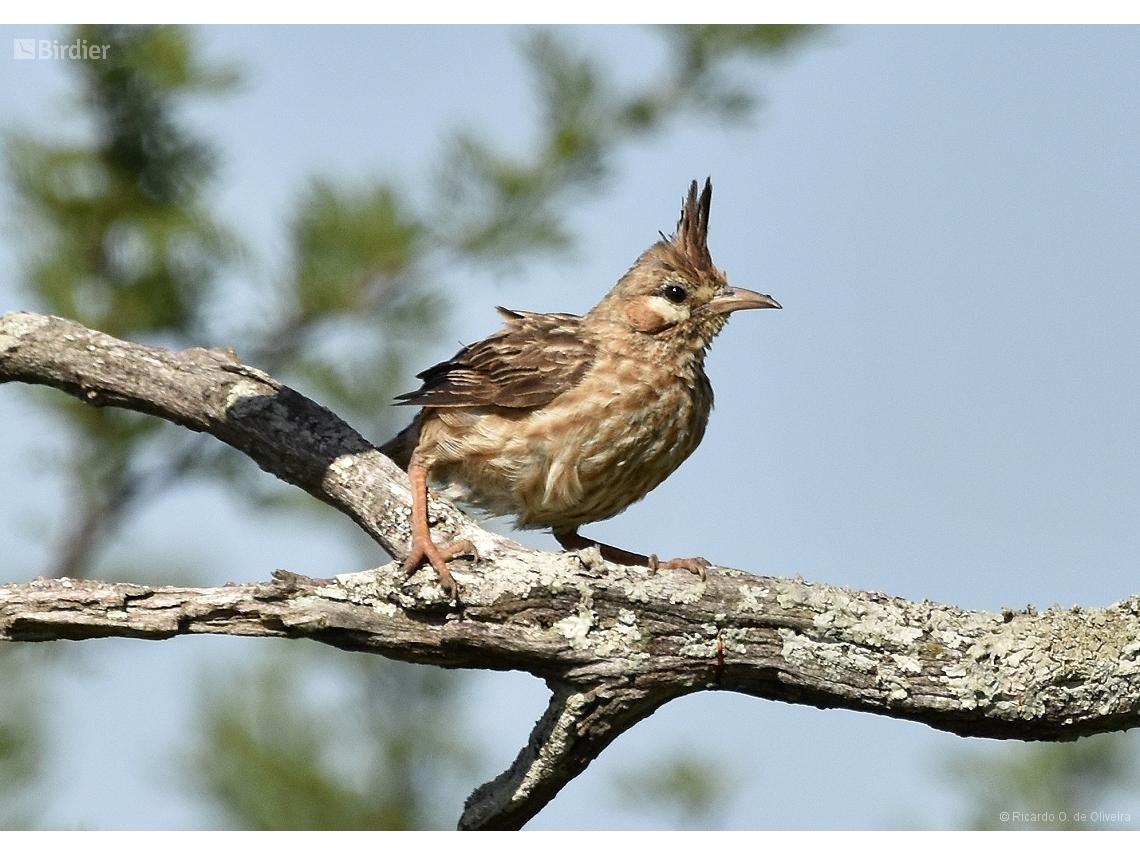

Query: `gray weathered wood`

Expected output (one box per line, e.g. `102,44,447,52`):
4,310,1140,829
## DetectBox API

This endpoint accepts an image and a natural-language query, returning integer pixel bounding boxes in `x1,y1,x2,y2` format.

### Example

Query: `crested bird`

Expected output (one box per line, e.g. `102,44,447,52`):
382,178,780,597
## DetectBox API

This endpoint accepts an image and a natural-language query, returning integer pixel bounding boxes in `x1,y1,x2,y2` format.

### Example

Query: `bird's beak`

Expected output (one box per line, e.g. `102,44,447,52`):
706,287,782,315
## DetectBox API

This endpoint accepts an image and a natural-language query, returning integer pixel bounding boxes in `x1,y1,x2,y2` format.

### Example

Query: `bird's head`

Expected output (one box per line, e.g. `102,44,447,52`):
588,179,780,354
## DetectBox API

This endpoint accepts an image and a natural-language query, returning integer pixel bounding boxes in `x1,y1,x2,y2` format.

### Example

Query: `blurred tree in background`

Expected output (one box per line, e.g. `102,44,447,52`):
6,23,238,581
0,649,42,829
194,651,475,830
5,23,1138,833
941,733,1140,830
1,24,818,829
612,750,740,829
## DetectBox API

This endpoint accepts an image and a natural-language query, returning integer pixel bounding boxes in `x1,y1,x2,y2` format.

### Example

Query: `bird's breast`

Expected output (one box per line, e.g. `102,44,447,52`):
427,353,713,529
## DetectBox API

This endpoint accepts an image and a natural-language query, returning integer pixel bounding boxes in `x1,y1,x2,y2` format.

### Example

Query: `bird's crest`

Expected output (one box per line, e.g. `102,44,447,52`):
660,178,715,276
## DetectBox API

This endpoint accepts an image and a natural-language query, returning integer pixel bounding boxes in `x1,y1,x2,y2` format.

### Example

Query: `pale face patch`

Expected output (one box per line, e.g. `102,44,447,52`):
623,294,691,334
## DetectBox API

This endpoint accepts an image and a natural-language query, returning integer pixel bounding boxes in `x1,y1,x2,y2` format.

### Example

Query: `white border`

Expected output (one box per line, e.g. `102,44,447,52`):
4,2,1140,25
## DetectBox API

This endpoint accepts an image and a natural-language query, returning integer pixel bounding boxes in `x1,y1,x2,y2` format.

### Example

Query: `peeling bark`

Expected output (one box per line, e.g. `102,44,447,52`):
3,310,1140,829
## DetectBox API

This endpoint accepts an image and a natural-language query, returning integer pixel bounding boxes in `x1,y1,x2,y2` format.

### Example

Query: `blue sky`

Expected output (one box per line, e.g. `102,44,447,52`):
2,24,1139,830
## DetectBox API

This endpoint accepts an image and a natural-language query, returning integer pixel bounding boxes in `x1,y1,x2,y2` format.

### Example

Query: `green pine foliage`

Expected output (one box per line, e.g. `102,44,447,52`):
193,652,474,830
3,24,816,829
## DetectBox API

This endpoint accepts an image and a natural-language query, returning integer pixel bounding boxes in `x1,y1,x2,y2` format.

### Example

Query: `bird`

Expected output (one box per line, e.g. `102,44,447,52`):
381,178,780,598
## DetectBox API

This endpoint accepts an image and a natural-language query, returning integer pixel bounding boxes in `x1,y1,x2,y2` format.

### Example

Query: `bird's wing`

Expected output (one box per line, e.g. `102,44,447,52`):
394,308,595,409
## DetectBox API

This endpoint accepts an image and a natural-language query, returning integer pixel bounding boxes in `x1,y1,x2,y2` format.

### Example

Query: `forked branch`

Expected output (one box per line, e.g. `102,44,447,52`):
4,310,1140,829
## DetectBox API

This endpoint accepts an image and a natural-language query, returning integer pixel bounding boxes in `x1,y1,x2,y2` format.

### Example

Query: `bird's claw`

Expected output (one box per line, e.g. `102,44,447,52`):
401,537,477,600
648,554,709,581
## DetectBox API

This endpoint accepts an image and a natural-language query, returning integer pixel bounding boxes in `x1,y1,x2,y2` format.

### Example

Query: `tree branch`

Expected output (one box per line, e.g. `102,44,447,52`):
0,310,509,565
4,310,1140,829
459,679,676,830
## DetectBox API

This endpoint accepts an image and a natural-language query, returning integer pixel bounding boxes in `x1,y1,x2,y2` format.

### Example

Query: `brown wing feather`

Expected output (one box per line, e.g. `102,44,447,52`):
394,308,595,409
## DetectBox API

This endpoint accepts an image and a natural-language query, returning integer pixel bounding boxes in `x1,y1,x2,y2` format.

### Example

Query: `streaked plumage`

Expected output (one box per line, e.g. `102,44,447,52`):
395,309,592,409
382,179,780,597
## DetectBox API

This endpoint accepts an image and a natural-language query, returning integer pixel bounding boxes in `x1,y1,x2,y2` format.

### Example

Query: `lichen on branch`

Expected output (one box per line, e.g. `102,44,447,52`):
4,310,1140,829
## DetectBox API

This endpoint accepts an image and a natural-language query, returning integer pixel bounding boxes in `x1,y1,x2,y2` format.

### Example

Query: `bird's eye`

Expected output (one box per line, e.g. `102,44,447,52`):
662,283,687,304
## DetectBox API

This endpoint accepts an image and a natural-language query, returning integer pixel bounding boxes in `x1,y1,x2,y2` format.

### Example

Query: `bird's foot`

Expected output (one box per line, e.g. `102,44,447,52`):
401,536,477,600
647,554,710,581
554,528,708,581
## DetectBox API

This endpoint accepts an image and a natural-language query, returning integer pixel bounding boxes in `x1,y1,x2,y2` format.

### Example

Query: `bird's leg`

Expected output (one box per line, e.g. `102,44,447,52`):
553,527,709,581
400,461,476,599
